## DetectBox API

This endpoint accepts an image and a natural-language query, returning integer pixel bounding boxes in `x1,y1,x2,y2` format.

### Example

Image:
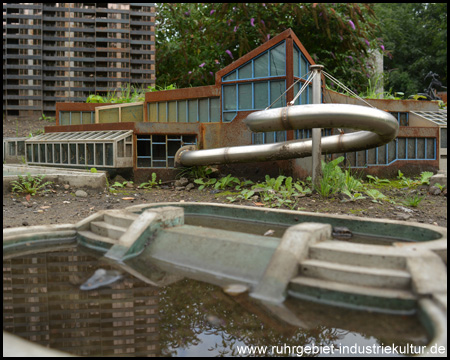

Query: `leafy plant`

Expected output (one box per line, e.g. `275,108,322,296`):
365,189,387,203
344,169,363,192
194,177,217,190
177,165,214,180
90,168,98,173
139,173,161,189
341,189,366,202
86,94,105,103
214,174,240,190
39,113,55,122
402,194,424,207
109,181,133,191
396,170,419,188
226,188,255,203
11,173,53,196
434,183,446,191
234,179,254,190
314,156,346,198
366,175,391,185
417,171,434,185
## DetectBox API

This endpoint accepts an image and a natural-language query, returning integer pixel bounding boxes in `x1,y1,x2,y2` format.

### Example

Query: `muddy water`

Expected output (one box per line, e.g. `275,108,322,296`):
3,246,427,357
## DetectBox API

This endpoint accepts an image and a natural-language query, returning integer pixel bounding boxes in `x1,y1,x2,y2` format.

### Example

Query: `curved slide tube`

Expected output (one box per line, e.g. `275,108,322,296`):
175,104,399,166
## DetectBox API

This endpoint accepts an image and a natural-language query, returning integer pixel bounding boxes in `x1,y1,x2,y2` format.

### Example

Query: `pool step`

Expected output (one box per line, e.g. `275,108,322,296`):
288,276,416,313
104,211,139,228
78,229,119,246
298,259,411,289
76,209,142,249
90,221,127,240
308,240,408,269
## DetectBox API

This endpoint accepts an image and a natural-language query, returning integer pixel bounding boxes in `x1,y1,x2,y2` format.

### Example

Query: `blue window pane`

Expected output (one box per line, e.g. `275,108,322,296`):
238,62,252,79
223,70,236,81
270,42,285,76
188,99,198,123
177,100,187,122
254,82,268,109
223,85,237,110
270,80,285,108
223,112,236,122
293,47,300,78
210,98,220,123
254,52,269,78
265,132,275,143
238,83,252,110
301,55,309,77
253,132,264,144
199,99,209,122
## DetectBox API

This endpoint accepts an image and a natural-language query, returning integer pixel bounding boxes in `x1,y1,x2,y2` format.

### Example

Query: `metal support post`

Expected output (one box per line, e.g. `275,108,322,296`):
310,64,324,186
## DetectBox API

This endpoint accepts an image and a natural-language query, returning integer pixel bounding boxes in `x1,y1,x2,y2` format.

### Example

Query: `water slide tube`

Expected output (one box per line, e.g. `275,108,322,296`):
175,104,399,166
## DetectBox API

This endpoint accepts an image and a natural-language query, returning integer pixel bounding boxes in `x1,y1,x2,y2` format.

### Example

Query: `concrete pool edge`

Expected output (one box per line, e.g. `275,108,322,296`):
2,203,448,357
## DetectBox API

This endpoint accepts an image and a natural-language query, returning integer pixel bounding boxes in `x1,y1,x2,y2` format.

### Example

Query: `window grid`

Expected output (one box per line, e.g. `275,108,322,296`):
344,137,436,168
136,134,197,169
60,111,95,125
147,98,219,123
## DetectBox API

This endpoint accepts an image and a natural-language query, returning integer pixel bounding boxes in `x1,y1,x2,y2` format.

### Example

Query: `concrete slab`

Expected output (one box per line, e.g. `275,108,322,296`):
430,173,447,187
3,164,107,192
407,251,447,296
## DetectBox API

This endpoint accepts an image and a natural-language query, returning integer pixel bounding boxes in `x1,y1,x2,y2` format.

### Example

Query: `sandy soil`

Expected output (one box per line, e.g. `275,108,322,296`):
3,117,447,229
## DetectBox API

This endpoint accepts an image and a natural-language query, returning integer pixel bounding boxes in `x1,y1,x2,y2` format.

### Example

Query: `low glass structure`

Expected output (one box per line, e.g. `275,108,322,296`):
25,130,133,168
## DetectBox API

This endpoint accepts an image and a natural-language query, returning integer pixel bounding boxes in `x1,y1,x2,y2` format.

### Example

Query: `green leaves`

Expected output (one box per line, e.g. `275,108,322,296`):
139,173,161,189
156,3,381,92
11,173,53,196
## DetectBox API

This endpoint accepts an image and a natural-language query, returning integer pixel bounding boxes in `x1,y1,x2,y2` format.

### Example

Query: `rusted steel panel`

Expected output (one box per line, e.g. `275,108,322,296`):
134,122,201,135
324,89,440,112
145,85,220,103
398,127,439,138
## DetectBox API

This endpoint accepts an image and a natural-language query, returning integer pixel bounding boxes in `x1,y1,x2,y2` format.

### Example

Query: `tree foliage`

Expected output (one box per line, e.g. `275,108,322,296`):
374,3,447,96
156,3,385,92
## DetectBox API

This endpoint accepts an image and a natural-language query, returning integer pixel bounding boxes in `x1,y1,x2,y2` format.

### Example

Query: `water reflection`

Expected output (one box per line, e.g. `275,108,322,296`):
3,246,427,357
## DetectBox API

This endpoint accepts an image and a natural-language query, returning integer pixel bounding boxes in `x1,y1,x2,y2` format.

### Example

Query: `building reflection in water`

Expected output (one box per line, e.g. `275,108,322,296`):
3,246,427,357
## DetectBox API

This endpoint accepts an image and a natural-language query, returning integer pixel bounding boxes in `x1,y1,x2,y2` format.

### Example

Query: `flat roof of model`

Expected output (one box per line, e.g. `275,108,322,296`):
25,130,133,142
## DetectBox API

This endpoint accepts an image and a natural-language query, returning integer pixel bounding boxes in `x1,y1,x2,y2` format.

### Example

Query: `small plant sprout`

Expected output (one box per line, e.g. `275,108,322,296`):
402,194,424,207
139,173,161,189
109,181,133,191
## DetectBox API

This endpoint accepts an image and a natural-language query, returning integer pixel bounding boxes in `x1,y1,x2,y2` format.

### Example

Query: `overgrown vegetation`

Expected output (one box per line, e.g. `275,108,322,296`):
86,84,177,104
178,159,437,211
156,4,384,93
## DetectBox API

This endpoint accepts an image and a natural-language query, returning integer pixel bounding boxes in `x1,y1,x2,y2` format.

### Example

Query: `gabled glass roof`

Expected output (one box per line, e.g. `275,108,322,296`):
25,130,133,142
411,110,447,127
